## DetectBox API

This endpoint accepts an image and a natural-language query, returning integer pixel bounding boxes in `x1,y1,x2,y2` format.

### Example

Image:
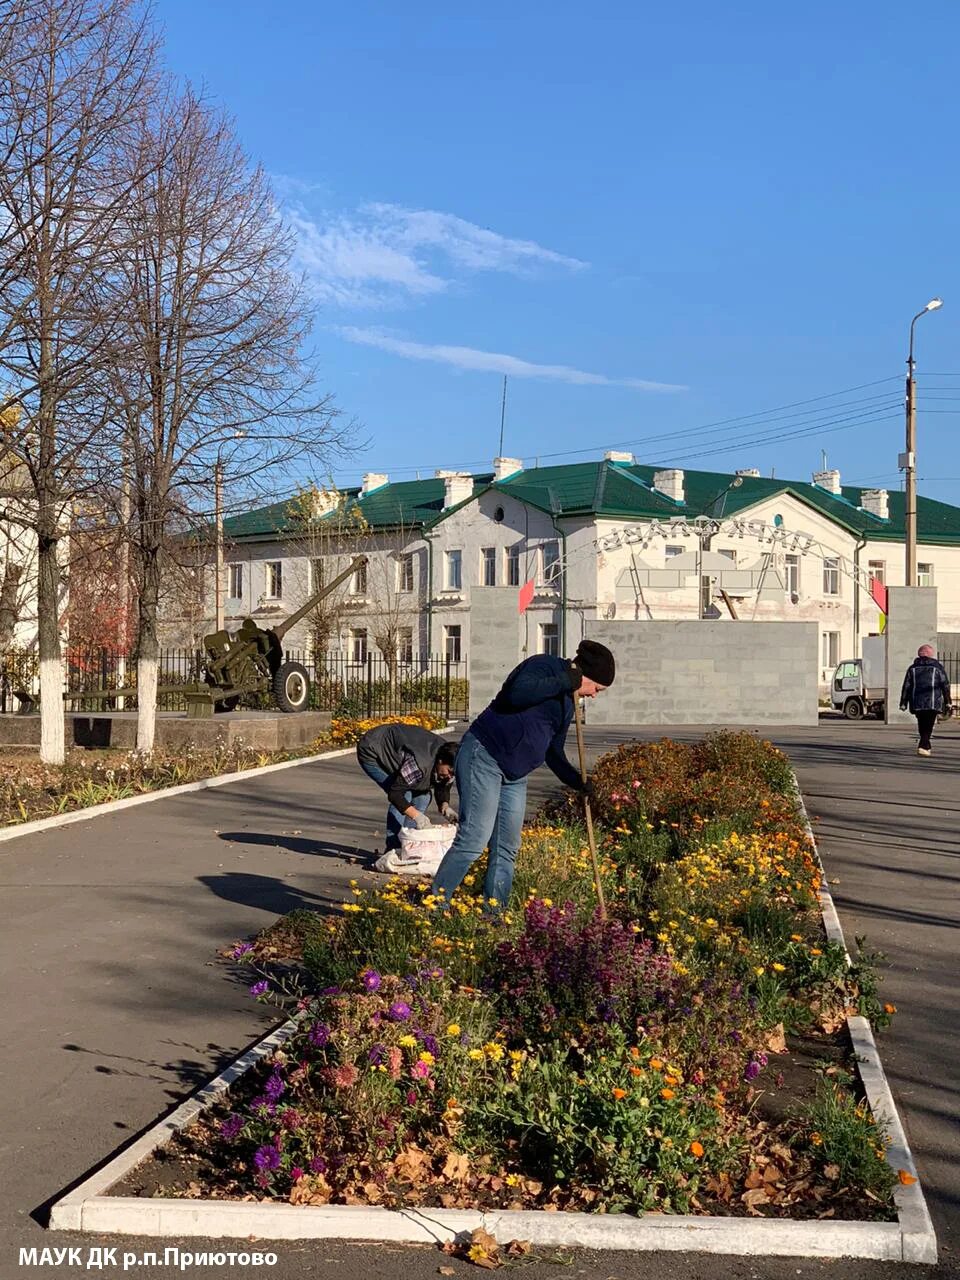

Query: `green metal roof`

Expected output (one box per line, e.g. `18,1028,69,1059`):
222,460,960,546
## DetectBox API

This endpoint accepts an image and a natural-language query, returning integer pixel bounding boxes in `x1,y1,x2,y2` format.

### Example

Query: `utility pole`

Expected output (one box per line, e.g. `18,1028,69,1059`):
904,299,943,588
498,375,507,457
215,459,224,631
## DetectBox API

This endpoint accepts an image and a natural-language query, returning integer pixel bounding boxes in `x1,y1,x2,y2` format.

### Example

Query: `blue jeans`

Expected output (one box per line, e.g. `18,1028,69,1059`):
430,731,527,909
359,759,430,850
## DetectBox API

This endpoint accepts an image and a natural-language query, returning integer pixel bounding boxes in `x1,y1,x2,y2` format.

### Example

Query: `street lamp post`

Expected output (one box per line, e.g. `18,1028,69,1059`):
904,298,943,587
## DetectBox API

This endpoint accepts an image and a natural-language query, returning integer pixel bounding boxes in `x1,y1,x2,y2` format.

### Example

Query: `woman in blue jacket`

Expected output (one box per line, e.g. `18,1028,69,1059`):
900,644,952,756
430,639,615,910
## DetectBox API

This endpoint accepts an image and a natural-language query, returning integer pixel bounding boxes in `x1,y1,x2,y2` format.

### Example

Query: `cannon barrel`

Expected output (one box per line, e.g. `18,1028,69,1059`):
269,554,368,644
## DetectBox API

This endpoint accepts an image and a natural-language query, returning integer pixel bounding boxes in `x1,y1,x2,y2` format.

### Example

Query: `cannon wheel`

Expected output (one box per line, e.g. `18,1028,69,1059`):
273,661,310,713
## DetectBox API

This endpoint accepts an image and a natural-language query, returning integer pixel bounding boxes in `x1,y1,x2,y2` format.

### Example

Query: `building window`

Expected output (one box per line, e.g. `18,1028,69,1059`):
540,622,559,656
228,563,243,598
266,561,282,599
310,558,324,593
444,624,461,662
350,560,367,596
821,631,840,670
349,628,367,664
823,557,840,596
505,544,521,587
868,559,885,586
397,552,415,593
480,547,496,587
397,627,414,665
445,549,462,591
541,540,561,586
665,544,683,559
785,554,800,596
917,562,934,587
718,548,736,562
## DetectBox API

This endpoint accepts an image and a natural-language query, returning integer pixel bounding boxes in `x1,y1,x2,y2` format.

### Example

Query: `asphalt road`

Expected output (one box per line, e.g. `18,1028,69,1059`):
1,717,957,1280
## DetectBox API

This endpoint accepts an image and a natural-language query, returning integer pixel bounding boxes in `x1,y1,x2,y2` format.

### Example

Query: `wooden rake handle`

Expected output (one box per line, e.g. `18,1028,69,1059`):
572,690,607,920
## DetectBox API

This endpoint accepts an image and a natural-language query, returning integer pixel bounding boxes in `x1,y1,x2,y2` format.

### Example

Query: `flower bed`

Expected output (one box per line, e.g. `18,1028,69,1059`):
125,732,898,1222
327,711,446,747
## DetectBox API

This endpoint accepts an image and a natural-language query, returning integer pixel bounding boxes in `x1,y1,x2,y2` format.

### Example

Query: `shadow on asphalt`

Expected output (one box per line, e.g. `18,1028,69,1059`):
217,830,372,864
197,870,342,918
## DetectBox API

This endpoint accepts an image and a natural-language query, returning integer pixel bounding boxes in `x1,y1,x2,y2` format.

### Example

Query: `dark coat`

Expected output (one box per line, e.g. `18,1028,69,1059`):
470,654,583,787
900,657,952,714
356,724,451,811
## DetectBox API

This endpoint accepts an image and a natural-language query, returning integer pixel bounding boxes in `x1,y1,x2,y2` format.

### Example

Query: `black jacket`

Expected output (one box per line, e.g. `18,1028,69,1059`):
471,654,583,787
900,657,952,714
356,724,451,811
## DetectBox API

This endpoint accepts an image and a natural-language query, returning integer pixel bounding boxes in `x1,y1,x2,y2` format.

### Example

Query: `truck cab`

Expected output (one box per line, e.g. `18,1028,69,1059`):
830,653,885,720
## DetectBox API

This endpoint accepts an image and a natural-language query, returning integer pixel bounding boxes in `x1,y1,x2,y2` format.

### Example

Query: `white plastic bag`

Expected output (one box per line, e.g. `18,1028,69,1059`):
373,823,455,876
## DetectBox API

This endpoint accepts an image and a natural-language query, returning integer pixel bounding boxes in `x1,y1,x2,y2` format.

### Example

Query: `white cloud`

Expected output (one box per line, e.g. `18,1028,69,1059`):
281,196,586,308
338,327,686,392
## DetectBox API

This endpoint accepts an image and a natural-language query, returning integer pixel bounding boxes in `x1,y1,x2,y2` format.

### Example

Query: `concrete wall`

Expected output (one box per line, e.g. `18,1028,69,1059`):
468,588,523,718
885,587,939,725
581,620,819,726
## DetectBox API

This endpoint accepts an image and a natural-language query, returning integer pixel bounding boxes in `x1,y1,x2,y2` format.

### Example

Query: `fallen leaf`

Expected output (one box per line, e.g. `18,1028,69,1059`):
439,1269,456,1276
505,1240,532,1256
741,1188,770,1214
823,1164,840,1181
898,1170,918,1186
744,1168,765,1190
442,1152,470,1183
764,1023,788,1054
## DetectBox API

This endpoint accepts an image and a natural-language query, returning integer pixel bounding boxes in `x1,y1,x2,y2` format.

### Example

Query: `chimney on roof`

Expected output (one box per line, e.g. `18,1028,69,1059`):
605,450,633,464
493,456,522,482
652,468,685,503
361,472,388,495
860,488,890,520
310,486,340,517
736,467,761,478
442,472,474,510
813,469,841,495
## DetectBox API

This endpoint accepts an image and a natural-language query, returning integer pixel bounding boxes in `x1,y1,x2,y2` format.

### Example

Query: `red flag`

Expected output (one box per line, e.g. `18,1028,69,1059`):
518,579,535,615
870,577,888,614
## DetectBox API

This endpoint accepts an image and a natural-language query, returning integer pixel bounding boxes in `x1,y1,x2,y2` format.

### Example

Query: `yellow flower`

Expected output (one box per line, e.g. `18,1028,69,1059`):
483,1041,504,1062
468,1048,484,1061
772,962,786,973
398,1034,417,1048
419,1051,435,1066
446,1023,461,1037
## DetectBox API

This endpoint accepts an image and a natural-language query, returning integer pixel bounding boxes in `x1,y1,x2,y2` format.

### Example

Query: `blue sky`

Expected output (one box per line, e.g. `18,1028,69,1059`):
156,0,960,501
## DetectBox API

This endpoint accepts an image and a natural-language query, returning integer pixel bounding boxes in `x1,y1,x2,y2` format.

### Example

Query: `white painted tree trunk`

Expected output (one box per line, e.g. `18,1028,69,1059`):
136,655,158,754
39,655,65,764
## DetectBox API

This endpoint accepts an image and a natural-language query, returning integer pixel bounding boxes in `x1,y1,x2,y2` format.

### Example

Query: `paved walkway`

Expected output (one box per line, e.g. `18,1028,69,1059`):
0,721,958,1280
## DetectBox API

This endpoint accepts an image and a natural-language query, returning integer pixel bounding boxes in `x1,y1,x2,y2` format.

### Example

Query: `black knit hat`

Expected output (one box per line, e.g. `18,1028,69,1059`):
575,639,615,686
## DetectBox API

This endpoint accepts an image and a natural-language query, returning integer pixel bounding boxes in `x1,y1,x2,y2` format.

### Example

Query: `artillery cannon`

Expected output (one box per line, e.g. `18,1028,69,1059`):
184,555,368,718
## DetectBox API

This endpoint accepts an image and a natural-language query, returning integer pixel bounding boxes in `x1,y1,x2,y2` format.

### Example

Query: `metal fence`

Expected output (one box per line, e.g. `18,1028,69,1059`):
0,647,469,720
941,651,959,692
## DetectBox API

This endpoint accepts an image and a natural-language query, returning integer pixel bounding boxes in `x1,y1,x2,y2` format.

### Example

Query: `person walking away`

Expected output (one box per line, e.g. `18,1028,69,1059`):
430,639,616,911
900,644,952,756
357,724,458,851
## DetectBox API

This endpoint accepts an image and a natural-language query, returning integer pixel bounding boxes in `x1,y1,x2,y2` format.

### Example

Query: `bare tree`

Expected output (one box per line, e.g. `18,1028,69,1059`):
284,483,370,658
366,525,419,688
0,0,157,761
104,86,351,751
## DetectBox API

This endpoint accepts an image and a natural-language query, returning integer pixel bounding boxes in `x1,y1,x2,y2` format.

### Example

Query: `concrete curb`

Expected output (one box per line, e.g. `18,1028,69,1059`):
46,772,935,1260
0,723,459,847
793,782,938,1265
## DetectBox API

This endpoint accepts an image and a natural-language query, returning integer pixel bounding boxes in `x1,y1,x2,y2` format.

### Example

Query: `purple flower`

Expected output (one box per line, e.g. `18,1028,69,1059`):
290,1166,304,1182
232,942,253,959
308,1023,331,1048
309,1155,328,1174
219,1113,243,1140
410,1059,431,1080
361,969,382,992
264,1073,285,1101
250,1095,276,1116
744,1059,762,1082
321,985,341,997
254,1145,281,1171
249,980,269,997
388,1001,412,1022
405,1089,417,1105
422,1034,439,1058
368,1043,386,1066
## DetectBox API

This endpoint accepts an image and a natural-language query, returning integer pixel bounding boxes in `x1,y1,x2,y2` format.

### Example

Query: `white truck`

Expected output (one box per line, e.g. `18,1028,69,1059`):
830,635,886,720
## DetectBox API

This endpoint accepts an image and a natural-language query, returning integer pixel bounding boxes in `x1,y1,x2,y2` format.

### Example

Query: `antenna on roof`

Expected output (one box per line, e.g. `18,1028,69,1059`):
821,449,827,471
771,467,775,479
498,375,507,457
